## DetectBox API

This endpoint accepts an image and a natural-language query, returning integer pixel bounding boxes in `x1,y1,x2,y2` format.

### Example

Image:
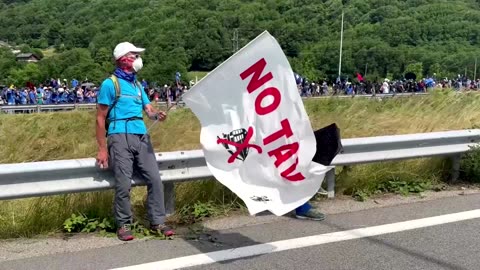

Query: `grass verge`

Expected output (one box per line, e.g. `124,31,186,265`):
1,90,479,238
187,71,209,83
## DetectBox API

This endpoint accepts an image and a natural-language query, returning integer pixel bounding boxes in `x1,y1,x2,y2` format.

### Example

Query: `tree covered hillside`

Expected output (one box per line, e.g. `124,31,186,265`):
0,0,479,85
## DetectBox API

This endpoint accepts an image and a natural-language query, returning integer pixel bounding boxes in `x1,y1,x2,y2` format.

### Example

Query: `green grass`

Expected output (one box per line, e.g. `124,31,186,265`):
0,90,479,238
41,48,56,58
187,71,209,83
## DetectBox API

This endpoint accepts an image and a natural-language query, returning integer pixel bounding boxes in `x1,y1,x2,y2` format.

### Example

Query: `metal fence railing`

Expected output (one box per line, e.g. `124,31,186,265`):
1,129,477,213
0,93,428,114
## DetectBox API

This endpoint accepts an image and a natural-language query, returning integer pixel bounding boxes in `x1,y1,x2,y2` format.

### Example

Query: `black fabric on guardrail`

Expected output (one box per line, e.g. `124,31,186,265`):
312,123,343,166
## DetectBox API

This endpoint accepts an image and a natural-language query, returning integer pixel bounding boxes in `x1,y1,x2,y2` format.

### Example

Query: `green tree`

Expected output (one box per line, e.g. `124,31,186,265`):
94,47,115,74
141,47,190,84
405,62,424,81
8,63,42,85
0,47,17,84
0,0,480,84
430,63,442,79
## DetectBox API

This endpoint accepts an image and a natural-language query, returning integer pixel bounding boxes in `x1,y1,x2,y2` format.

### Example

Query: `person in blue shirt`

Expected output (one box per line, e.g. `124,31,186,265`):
19,89,27,105
44,89,51,104
57,88,66,103
85,89,93,103
67,89,76,103
141,79,148,89
6,88,14,105
28,89,36,104
96,42,174,241
50,90,58,104
175,71,181,84
71,79,78,89
38,85,45,97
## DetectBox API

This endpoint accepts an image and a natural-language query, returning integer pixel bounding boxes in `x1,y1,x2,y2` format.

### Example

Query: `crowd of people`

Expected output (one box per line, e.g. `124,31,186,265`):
0,78,189,106
2,75,480,106
296,76,480,97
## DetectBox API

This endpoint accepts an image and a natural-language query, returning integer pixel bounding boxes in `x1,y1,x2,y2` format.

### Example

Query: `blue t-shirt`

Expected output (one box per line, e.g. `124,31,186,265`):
6,90,14,104
97,77,150,135
50,92,57,103
44,91,50,104
71,79,78,88
20,91,27,104
29,91,35,104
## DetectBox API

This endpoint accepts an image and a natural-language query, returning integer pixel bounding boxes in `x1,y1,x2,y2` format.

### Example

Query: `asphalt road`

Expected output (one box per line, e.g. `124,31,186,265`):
2,193,480,270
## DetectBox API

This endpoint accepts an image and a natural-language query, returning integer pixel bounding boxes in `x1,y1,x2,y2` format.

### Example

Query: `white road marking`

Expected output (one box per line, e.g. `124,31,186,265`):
111,209,480,270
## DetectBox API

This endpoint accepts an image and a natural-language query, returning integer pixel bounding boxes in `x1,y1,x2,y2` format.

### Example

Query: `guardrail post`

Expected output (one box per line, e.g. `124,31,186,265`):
450,155,461,183
36,105,41,113
164,182,175,216
326,167,336,199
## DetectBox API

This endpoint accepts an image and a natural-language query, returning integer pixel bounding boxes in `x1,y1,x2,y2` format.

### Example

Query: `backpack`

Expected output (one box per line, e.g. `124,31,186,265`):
104,75,144,136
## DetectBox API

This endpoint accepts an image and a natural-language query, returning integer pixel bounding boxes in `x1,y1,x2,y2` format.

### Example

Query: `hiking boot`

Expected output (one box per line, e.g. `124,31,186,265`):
295,208,326,221
117,224,135,241
150,224,175,237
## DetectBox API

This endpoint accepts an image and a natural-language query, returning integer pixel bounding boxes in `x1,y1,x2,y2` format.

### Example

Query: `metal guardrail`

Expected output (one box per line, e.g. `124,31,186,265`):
0,93,428,114
1,129,478,214
0,150,208,215
326,129,480,198
332,129,480,165
0,101,186,113
322,92,429,99
0,103,96,113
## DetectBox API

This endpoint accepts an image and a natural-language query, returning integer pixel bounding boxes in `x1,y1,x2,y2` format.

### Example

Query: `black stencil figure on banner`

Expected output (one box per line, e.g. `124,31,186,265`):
217,127,263,163
250,196,271,202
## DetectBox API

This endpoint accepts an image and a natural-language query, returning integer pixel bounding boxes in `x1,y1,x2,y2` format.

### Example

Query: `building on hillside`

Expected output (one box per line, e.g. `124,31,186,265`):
0,40,10,48
16,53,40,63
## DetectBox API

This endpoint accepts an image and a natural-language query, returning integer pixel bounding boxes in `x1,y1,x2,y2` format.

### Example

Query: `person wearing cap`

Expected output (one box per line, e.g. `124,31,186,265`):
96,42,174,241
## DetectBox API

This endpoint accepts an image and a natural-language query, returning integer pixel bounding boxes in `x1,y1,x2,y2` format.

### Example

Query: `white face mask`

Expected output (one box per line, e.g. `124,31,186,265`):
133,57,143,72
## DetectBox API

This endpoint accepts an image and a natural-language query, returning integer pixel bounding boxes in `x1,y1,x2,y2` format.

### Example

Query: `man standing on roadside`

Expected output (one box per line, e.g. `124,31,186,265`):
95,42,175,241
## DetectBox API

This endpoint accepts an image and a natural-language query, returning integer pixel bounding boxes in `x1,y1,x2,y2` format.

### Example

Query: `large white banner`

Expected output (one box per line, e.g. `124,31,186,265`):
182,31,329,216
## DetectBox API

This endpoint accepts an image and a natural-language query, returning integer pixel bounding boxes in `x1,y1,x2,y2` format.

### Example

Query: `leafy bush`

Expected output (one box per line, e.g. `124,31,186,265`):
353,179,433,201
177,201,220,224
63,214,115,234
460,145,480,183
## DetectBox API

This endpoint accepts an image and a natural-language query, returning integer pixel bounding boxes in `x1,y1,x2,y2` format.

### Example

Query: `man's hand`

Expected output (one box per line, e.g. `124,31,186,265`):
145,104,167,122
96,103,109,169
156,110,167,121
96,149,109,169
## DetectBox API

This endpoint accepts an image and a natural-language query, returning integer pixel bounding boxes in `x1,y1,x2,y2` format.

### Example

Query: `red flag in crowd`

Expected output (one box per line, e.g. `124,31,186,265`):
26,81,35,90
356,73,364,82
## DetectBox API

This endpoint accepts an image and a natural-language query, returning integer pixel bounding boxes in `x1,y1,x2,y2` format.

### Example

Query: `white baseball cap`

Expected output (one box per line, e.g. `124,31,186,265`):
113,42,145,60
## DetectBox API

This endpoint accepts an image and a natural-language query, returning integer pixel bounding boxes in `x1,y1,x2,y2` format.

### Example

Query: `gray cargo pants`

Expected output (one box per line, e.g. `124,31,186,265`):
108,133,166,227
